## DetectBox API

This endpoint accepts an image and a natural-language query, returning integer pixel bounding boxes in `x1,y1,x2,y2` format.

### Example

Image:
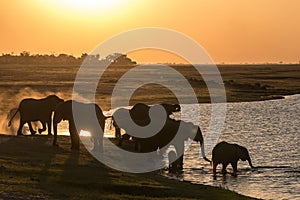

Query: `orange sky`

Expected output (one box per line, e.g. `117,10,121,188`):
0,0,300,64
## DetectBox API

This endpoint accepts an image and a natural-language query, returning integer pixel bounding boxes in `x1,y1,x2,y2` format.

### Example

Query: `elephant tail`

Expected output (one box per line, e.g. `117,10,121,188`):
8,108,19,127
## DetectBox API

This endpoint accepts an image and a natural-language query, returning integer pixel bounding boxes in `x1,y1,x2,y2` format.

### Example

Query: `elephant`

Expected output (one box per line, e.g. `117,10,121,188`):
114,103,181,145
52,100,107,151
128,103,181,125
112,103,210,170
212,141,255,175
8,95,64,136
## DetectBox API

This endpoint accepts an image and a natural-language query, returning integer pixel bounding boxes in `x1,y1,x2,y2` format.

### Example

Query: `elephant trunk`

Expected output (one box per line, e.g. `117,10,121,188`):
200,143,211,163
247,157,255,168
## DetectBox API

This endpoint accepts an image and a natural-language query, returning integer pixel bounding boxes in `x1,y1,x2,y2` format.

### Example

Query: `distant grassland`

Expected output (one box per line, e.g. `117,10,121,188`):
0,63,299,110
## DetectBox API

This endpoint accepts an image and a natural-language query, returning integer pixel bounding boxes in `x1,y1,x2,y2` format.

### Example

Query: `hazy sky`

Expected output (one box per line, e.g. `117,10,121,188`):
1,0,300,64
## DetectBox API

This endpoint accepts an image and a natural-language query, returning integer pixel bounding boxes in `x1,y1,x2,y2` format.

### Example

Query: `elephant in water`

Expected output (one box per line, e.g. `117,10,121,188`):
52,100,107,151
8,95,64,136
112,103,210,169
212,141,255,175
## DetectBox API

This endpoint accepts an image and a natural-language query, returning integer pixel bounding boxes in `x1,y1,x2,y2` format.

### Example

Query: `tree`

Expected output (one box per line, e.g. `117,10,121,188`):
20,51,30,57
105,53,136,66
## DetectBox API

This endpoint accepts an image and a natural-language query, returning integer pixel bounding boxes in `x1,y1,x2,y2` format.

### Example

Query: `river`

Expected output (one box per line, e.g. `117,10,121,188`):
175,94,300,200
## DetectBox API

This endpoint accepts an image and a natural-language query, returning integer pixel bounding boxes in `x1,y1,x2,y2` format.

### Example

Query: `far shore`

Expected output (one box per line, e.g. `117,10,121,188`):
0,63,299,111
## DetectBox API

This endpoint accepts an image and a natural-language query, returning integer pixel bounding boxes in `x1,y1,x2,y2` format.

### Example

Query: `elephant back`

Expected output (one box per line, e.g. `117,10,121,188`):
212,141,240,162
129,103,150,125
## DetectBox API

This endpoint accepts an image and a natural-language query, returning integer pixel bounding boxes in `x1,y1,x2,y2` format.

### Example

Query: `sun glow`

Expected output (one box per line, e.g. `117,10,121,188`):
47,0,123,14
64,0,119,10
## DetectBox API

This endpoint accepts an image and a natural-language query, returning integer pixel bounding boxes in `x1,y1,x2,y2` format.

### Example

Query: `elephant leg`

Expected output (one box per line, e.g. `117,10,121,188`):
117,133,131,147
69,122,80,150
177,155,184,170
172,155,183,171
231,162,238,173
17,118,25,136
38,121,47,134
92,135,103,153
168,151,177,173
47,117,52,135
115,126,121,138
175,144,185,170
222,163,229,174
28,122,36,135
213,162,218,174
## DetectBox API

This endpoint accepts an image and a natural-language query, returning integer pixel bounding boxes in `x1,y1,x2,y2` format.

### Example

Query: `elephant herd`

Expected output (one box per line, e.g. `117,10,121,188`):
8,95,255,175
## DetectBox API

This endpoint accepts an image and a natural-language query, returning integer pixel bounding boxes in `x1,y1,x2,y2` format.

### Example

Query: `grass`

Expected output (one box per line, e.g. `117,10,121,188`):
0,134,257,200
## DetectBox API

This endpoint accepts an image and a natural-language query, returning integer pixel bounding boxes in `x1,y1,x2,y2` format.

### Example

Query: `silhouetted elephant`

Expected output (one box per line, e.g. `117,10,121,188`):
115,103,181,146
128,103,181,125
8,95,64,136
212,141,255,175
113,103,210,169
52,100,106,151
138,118,210,169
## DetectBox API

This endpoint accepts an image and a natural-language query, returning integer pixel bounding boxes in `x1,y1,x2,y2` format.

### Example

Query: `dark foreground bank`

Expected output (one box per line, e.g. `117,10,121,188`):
0,134,258,200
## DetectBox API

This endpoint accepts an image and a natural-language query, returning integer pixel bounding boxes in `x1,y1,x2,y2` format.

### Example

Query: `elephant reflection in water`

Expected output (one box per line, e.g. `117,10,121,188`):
113,103,211,170
8,95,64,136
212,141,255,175
53,100,107,151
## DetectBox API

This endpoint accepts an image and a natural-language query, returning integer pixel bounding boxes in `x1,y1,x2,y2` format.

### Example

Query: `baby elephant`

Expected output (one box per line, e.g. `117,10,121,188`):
212,141,254,175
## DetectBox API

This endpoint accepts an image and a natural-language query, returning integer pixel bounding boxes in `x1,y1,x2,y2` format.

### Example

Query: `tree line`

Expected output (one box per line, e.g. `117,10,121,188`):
0,52,137,66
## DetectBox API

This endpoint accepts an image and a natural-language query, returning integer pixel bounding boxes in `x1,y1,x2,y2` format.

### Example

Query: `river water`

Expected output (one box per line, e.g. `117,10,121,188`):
174,95,299,200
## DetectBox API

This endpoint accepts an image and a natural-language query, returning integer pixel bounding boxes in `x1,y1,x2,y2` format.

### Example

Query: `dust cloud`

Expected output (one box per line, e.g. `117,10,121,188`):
0,87,67,135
